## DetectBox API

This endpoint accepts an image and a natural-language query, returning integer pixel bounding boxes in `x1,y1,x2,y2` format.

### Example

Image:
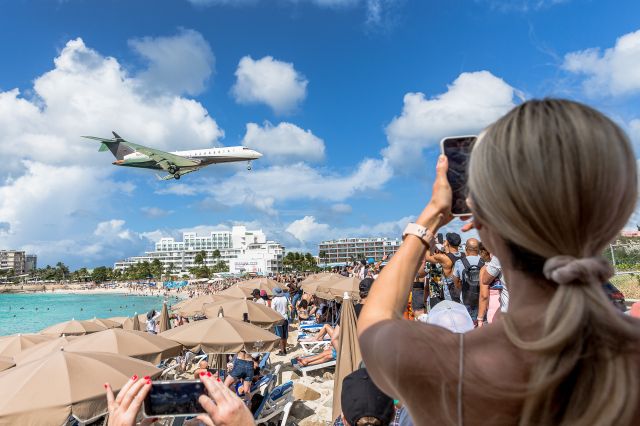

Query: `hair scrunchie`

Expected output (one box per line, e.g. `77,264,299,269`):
543,255,613,285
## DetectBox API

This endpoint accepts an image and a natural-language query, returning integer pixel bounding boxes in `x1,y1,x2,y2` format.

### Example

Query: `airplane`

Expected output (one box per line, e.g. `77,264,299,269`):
82,131,262,180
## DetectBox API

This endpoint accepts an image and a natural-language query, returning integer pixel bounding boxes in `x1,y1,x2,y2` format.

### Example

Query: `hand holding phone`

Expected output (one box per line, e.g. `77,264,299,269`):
143,380,206,417
439,136,477,216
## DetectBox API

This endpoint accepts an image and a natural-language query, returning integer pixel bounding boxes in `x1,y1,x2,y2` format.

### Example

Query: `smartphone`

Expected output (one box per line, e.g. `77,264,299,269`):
437,233,444,244
143,380,206,418
440,136,477,216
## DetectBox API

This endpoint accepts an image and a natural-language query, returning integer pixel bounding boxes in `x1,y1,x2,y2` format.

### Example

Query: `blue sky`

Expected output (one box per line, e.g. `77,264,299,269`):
0,0,639,269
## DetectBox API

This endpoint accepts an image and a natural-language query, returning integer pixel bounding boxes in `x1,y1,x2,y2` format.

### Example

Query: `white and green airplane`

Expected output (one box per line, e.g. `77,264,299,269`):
83,132,262,180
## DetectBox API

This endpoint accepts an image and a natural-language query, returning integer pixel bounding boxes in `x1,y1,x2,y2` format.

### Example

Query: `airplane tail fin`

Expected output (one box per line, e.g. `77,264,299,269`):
82,132,134,160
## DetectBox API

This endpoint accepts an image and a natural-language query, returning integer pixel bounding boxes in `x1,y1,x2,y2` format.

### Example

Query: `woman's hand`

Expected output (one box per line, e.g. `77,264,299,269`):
197,375,255,426
106,375,155,426
416,155,452,231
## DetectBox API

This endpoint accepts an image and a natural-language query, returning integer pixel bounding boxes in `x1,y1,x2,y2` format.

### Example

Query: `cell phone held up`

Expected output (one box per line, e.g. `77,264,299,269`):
143,380,207,418
439,135,477,216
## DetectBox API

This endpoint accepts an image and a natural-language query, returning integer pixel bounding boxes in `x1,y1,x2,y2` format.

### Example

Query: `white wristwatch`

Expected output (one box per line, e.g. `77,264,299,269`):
402,223,433,246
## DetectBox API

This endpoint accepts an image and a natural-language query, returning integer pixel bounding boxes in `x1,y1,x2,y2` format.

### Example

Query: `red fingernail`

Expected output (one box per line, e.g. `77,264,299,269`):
146,380,151,385
144,376,150,380
206,371,212,377
132,375,138,381
217,378,221,382
200,371,206,376
103,383,108,389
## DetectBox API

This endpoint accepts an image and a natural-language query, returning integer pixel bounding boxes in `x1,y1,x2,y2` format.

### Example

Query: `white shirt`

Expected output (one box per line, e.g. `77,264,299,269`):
486,256,509,312
271,296,288,318
254,297,267,305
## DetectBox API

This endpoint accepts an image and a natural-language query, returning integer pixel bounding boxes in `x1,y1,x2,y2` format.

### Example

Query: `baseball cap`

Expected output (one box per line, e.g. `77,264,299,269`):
426,301,474,333
251,289,260,297
259,290,267,297
446,232,461,247
359,278,374,293
341,369,394,426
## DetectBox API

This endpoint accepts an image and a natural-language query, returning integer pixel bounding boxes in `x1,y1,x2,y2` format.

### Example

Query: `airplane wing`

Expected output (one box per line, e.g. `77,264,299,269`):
122,141,201,169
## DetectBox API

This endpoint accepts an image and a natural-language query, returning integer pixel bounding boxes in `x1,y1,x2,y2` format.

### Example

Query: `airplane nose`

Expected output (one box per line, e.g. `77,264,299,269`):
254,151,263,159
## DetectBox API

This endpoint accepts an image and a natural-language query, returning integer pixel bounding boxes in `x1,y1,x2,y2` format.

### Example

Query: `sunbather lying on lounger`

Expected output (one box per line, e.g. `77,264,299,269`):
300,323,340,341
295,338,338,367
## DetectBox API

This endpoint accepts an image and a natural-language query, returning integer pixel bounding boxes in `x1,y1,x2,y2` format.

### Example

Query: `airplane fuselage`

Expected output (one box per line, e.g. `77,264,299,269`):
113,146,262,170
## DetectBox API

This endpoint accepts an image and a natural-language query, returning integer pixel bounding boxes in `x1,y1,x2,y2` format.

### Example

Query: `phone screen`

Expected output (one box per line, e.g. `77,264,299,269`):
441,136,477,216
143,380,206,417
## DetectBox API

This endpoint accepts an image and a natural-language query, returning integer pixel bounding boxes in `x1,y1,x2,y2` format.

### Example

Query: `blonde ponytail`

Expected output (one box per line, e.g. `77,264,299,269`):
468,99,640,425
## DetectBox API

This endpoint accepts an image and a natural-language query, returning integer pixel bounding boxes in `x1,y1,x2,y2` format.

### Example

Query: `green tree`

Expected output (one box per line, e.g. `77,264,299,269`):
212,249,221,259
194,250,206,266
55,262,69,281
91,266,110,283
150,259,163,279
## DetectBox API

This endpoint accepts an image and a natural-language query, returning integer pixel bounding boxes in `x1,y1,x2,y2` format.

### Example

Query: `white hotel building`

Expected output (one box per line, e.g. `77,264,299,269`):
318,237,402,265
114,226,284,275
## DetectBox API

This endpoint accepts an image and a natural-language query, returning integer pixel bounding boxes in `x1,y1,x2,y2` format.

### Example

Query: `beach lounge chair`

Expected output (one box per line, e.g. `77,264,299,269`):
291,357,336,377
254,381,294,426
299,339,331,355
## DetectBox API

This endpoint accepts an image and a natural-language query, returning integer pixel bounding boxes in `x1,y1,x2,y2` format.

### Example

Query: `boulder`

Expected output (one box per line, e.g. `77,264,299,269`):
293,383,321,401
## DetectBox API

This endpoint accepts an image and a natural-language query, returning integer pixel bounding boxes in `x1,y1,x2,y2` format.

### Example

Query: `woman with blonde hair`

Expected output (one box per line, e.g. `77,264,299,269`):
358,99,640,425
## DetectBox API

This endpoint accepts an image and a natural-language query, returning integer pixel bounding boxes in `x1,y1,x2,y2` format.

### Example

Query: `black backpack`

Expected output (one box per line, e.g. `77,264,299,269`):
461,257,485,308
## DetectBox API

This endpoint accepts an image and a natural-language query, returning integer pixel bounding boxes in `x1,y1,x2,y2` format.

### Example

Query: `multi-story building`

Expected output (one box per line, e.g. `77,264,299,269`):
318,237,402,265
0,250,26,275
114,226,284,275
25,254,37,273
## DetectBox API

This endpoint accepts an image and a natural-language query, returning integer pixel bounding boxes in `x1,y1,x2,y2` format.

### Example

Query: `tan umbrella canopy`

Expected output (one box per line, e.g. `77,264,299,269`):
41,319,107,336
121,313,147,331
0,356,14,372
173,294,238,317
132,314,142,332
316,276,361,302
220,285,253,298
202,299,284,328
106,316,128,325
13,336,77,365
62,329,182,364
89,317,122,329
332,294,363,419
158,302,171,333
0,350,161,425
300,272,344,295
0,333,54,358
160,316,279,354
237,277,280,296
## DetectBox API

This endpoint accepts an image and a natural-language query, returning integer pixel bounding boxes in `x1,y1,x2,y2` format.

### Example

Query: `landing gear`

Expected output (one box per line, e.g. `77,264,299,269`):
168,165,178,174
247,161,252,171
174,173,181,180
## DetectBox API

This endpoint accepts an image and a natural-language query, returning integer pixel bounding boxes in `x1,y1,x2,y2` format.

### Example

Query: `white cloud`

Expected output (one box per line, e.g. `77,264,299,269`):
383,71,518,171
562,29,640,97
231,55,308,114
242,121,325,163
286,216,332,242
195,158,392,213
129,29,215,96
0,35,224,267
477,0,569,12
331,203,352,214
140,207,173,218
286,214,413,245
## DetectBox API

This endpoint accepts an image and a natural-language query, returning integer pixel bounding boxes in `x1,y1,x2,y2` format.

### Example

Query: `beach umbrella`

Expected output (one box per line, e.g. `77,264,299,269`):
132,313,142,332
159,302,171,333
300,273,343,295
0,350,161,425
160,316,279,354
237,277,280,296
0,356,14,372
202,298,284,328
89,317,122,329
173,294,238,317
41,319,107,337
61,329,182,364
332,293,363,419
220,285,253,298
0,333,54,358
13,336,77,365
106,316,128,325
316,276,361,302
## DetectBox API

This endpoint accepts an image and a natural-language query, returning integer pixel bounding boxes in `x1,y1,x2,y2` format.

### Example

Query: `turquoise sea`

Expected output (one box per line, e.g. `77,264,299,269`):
0,293,176,336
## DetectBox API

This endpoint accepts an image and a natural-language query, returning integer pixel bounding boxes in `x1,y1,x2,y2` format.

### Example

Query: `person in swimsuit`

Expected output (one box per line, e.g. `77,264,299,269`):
224,350,254,404
358,100,640,425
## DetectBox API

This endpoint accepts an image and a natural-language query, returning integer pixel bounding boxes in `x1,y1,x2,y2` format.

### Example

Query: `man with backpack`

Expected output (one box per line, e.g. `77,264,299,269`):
424,232,464,303
452,238,484,324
